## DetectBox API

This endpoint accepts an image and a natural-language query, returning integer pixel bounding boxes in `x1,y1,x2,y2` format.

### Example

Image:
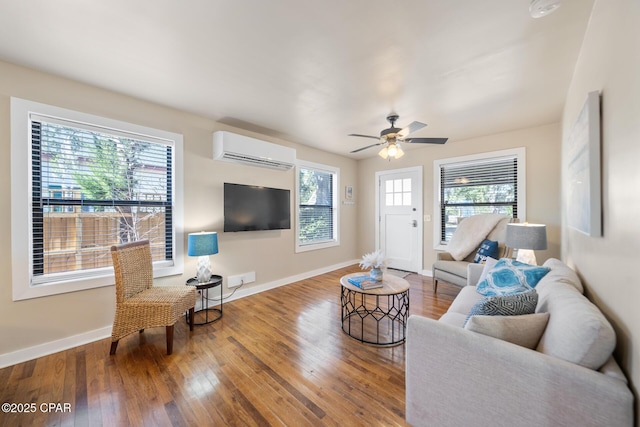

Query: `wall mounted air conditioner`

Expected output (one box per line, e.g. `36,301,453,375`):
213,131,296,171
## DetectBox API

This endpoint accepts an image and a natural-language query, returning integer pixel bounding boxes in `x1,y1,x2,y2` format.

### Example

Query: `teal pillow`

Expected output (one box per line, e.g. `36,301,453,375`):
476,258,550,296
463,290,539,327
473,239,499,263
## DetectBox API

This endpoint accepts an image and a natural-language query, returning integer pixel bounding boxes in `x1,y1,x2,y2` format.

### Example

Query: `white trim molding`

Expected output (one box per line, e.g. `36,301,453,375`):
0,326,112,369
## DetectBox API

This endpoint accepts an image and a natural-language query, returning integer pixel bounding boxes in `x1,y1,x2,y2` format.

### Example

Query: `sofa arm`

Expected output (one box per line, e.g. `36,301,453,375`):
436,252,454,261
406,316,633,427
467,263,484,286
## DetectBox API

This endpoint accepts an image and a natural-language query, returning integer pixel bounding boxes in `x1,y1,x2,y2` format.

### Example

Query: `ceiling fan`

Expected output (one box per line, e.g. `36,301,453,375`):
349,113,448,159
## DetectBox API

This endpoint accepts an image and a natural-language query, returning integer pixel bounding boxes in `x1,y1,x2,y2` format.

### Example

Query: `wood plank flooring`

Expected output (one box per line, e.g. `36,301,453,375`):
0,265,459,426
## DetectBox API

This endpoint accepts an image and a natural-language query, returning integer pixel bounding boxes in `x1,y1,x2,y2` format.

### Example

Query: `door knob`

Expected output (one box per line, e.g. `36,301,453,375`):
411,220,418,227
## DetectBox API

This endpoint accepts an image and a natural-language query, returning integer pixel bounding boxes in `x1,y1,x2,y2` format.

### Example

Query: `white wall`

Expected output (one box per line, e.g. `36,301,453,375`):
561,0,640,410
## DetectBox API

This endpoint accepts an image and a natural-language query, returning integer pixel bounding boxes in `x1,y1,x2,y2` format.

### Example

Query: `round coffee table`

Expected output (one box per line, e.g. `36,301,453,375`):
340,272,410,346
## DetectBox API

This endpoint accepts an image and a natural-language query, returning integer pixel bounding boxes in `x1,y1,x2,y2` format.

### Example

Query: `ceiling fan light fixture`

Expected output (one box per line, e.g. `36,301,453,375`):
387,143,398,158
529,0,561,18
349,113,448,156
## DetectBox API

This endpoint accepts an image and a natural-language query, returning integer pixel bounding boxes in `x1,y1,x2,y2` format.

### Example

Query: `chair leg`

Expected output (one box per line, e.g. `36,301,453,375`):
433,279,438,294
110,341,119,355
188,307,195,332
139,329,144,333
166,325,174,355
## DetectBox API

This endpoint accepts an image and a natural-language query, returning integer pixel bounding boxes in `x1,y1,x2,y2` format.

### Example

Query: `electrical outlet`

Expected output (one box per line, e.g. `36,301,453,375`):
228,271,256,288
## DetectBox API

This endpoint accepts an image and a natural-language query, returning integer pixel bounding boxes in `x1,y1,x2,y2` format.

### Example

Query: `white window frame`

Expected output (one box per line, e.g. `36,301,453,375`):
295,160,340,253
433,147,526,251
10,97,184,301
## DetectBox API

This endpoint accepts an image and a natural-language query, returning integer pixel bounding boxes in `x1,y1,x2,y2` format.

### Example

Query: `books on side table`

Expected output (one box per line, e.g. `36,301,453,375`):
347,275,383,290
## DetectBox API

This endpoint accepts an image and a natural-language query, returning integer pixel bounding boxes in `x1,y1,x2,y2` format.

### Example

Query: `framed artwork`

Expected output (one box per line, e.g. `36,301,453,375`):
566,91,602,236
345,185,353,200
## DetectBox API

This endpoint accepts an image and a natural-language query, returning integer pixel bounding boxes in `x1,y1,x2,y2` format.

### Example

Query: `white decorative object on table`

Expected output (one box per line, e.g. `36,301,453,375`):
359,249,387,281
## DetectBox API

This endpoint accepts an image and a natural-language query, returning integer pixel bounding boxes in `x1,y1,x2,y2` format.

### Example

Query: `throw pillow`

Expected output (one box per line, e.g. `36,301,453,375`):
473,239,499,263
464,312,550,349
463,290,539,326
477,256,498,285
476,258,550,296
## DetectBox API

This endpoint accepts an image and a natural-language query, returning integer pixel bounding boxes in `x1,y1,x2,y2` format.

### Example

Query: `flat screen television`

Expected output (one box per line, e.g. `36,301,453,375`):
224,183,291,232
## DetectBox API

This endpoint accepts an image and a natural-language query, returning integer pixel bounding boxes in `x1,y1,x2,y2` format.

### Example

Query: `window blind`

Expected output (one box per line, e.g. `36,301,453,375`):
31,118,174,284
440,156,518,243
298,168,334,245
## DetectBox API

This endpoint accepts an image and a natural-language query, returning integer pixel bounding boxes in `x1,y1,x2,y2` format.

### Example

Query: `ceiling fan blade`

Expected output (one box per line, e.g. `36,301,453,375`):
350,142,385,153
397,121,427,138
404,137,448,145
348,133,381,140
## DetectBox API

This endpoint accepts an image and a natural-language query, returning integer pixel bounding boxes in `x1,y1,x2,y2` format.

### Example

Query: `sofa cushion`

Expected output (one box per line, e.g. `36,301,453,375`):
473,239,499,263
438,312,467,328
446,285,483,315
537,258,584,293
476,258,550,296
465,312,550,349
463,290,538,326
536,283,616,370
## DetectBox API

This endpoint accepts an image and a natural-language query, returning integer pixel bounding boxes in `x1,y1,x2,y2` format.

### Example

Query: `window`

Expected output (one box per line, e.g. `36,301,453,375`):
433,148,526,248
11,98,184,300
385,178,412,206
296,161,339,252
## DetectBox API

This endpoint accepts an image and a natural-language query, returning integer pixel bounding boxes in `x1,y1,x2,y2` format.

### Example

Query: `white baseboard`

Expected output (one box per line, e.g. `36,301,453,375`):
0,326,112,369
1,259,360,368
204,258,360,308
421,269,433,277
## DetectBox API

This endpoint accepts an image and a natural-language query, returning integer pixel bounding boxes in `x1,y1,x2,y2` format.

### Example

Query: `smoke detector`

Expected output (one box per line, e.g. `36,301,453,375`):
529,0,561,18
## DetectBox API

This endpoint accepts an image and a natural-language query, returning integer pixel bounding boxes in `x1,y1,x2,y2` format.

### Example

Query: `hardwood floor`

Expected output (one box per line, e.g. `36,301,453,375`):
0,265,459,426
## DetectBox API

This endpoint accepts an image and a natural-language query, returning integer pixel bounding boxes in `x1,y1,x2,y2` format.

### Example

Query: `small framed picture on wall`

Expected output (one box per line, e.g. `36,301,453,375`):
345,185,353,200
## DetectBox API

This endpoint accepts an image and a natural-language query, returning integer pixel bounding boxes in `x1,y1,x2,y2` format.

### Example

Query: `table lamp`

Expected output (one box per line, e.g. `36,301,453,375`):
188,232,219,283
505,223,547,265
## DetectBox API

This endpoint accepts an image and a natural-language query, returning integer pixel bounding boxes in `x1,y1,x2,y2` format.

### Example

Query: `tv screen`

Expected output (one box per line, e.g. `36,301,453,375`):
224,183,291,232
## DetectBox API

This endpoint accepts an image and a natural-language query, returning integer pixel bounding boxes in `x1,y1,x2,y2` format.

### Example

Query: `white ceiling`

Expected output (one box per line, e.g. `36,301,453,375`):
0,0,594,159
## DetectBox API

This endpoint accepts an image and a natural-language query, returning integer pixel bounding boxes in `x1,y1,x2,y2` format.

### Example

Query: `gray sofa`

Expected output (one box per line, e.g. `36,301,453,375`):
406,258,634,427
432,216,514,292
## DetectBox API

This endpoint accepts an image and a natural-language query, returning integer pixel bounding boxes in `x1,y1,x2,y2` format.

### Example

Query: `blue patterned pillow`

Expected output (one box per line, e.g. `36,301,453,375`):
476,258,550,296
473,239,499,263
463,290,539,327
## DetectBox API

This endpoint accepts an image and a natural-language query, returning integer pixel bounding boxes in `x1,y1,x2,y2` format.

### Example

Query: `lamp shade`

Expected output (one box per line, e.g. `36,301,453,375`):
505,223,547,250
188,232,219,256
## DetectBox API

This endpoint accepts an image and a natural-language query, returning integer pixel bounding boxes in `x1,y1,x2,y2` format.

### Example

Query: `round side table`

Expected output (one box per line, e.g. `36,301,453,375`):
186,275,223,325
340,272,410,346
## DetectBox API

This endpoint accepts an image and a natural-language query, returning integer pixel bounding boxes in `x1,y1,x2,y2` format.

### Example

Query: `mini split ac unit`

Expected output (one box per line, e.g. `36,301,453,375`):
213,131,296,171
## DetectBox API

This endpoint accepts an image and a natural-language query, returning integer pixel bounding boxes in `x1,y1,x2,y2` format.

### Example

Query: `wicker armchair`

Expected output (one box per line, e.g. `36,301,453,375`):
110,240,196,355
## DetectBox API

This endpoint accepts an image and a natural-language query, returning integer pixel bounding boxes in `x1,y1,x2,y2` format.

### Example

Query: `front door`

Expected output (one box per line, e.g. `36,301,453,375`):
377,167,422,272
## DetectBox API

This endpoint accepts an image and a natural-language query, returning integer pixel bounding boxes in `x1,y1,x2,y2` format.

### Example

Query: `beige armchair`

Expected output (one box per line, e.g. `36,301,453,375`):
110,240,196,355
432,216,515,293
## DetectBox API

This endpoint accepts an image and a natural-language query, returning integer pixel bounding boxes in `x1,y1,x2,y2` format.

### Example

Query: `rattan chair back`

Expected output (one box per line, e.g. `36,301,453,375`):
111,240,153,302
